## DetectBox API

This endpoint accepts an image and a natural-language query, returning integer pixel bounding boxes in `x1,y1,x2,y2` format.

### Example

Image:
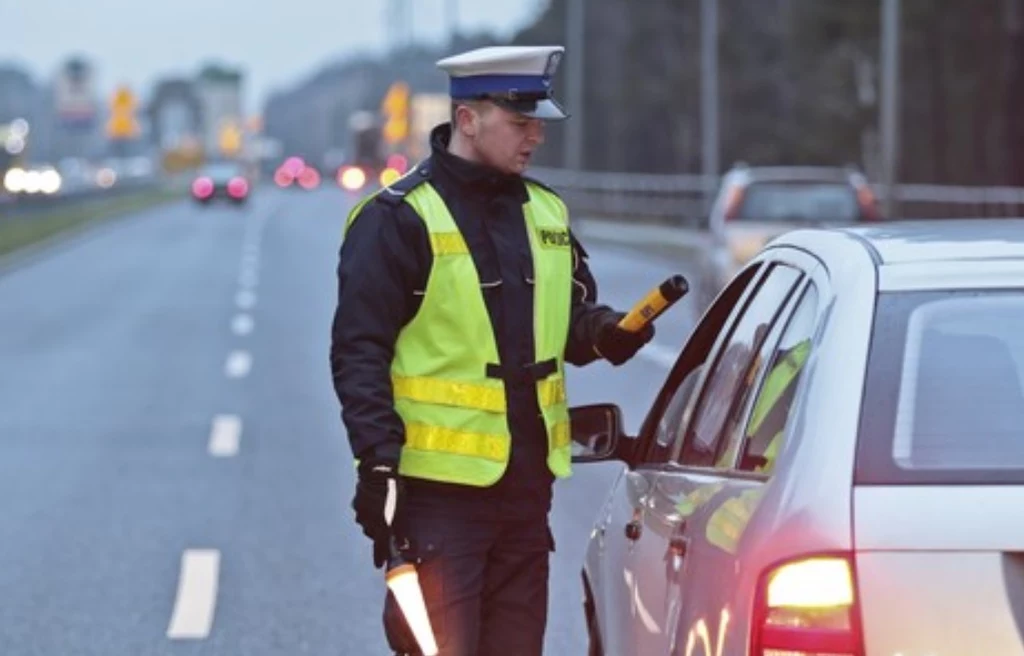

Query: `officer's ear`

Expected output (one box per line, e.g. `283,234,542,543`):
453,101,489,138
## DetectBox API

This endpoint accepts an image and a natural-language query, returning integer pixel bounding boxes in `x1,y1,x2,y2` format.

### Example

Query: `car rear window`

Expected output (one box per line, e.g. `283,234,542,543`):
736,182,860,223
203,163,243,181
857,290,1024,484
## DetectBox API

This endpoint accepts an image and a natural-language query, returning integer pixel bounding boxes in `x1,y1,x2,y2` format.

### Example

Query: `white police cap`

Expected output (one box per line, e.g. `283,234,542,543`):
436,45,568,121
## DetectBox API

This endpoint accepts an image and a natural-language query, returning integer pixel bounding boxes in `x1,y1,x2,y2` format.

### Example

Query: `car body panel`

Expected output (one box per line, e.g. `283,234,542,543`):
855,487,1024,655
579,219,1024,656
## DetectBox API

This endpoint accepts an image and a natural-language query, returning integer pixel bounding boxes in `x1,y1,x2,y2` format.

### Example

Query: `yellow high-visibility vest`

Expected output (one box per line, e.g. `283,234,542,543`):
345,178,573,486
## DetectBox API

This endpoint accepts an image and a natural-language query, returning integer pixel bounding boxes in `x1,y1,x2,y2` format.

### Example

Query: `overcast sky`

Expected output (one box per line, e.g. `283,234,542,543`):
0,0,545,112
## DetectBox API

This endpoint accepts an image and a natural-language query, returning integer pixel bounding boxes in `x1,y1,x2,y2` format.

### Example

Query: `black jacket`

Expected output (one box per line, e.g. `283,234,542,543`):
330,123,618,517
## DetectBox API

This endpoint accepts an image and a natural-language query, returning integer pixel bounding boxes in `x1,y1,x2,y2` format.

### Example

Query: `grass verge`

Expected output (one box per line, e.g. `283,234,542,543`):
0,189,180,258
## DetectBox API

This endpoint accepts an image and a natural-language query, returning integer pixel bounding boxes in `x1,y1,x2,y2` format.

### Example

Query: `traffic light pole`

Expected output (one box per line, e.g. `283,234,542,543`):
880,0,901,219
563,0,584,171
700,0,720,215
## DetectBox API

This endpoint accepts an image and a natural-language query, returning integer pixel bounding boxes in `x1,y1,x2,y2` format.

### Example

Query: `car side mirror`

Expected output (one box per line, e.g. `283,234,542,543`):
570,403,625,463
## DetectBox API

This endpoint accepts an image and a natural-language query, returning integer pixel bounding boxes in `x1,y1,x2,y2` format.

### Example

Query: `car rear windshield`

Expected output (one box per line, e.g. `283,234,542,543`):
203,163,243,181
857,290,1024,484
736,182,860,223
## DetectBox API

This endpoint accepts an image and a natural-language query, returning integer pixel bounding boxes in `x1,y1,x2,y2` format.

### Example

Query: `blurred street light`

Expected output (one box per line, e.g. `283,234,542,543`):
10,118,29,138
5,134,25,155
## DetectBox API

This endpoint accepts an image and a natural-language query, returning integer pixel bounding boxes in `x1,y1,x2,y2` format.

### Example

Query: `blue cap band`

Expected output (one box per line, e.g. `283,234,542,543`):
450,74,550,99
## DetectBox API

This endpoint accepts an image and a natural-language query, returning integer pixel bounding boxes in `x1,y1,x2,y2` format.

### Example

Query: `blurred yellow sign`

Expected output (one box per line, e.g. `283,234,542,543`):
219,121,243,156
106,86,139,140
382,81,410,145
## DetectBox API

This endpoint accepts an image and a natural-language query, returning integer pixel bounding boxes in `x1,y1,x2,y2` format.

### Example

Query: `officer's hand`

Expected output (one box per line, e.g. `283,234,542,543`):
352,459,406,568
595,313,655,366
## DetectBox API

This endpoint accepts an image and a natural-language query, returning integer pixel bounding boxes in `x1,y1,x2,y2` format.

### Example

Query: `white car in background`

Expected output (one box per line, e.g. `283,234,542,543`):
699,164,880,308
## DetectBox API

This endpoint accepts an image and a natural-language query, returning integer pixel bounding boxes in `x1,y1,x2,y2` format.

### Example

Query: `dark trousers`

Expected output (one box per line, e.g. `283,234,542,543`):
384,503,554,656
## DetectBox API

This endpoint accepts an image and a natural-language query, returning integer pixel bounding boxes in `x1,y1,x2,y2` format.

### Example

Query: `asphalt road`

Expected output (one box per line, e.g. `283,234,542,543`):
0,186,702,655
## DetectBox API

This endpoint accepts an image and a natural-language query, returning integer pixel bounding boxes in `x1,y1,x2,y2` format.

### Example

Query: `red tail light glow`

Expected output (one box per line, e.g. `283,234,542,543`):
856,184,881,221
274,167,293,188
227,177,249,198
751,554,863,656
298,167,321,190
386,153,409,175
192,177,214,199
723,184,745,221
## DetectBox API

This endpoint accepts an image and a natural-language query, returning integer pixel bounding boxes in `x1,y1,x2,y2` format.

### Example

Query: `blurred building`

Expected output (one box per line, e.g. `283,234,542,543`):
195,64,244,159
0,65,44,169
148,79,201,150
0,65,39,124
50,57,103,161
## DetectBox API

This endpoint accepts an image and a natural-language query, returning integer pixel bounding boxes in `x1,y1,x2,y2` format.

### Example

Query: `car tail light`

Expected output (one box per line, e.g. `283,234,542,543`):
723,184,745,221
855,184,881,221
192,177,214,199
274,167,293,188
298,167,321,190
227,177,249,198
751,554,863,656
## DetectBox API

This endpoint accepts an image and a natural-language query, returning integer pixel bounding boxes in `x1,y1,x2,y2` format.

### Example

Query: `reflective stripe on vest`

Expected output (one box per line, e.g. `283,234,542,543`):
345,180,573,486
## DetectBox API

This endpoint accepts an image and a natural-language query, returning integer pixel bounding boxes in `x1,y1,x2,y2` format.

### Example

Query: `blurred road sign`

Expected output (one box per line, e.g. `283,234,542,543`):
56,58,97,130
107,86,140,140
382,81,410,145
219,120,243,156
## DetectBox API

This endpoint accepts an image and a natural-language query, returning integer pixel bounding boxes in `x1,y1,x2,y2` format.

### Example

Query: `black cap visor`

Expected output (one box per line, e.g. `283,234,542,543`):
476,92,569,121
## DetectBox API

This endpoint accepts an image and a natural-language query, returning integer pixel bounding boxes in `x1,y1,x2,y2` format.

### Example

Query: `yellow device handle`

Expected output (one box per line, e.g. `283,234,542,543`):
617,275,689,333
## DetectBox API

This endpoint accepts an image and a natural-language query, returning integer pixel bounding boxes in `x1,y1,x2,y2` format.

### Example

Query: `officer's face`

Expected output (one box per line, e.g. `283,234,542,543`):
460,103,546,175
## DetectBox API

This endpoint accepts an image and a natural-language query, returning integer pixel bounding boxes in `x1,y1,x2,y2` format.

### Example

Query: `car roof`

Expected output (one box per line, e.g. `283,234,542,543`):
839,219,1024,264
728,165,860,184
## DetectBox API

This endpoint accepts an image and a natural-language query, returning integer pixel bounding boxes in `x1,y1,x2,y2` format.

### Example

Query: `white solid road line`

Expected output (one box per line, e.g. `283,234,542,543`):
208,415,241,457
231,313,254,336
224,350,252,378
166,549,221,639
638,342,678,369
235,289,257,310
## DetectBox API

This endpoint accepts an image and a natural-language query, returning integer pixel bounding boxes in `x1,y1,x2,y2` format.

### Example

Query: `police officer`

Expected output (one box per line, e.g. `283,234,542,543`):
330,45,654,656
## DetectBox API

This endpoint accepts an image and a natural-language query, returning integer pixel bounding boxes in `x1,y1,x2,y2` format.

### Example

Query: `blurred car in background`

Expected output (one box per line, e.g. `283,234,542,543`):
192,160,250,205
699,164,880,307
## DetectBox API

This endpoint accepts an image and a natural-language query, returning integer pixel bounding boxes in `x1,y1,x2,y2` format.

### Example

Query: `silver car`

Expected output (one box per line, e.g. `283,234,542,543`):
699,164,880,309
570,220,1024,655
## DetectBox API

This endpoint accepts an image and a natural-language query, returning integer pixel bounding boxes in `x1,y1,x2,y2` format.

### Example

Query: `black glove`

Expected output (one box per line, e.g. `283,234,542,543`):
595,312,655,366
352,458,406,568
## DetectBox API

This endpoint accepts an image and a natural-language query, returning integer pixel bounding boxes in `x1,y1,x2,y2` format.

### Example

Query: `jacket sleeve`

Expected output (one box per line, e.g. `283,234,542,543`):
564,231,619,366
330,198,429,463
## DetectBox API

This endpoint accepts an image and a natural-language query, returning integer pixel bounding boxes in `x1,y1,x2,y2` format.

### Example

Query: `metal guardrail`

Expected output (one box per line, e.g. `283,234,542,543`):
529,166,1024,224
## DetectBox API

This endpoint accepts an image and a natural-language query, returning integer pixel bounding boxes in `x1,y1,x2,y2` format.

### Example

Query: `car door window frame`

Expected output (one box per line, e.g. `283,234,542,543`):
636,247,827,479
730,247,832,475
717,276,817,473
669,247,828,480
669,263,805,468
632,262,768,469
